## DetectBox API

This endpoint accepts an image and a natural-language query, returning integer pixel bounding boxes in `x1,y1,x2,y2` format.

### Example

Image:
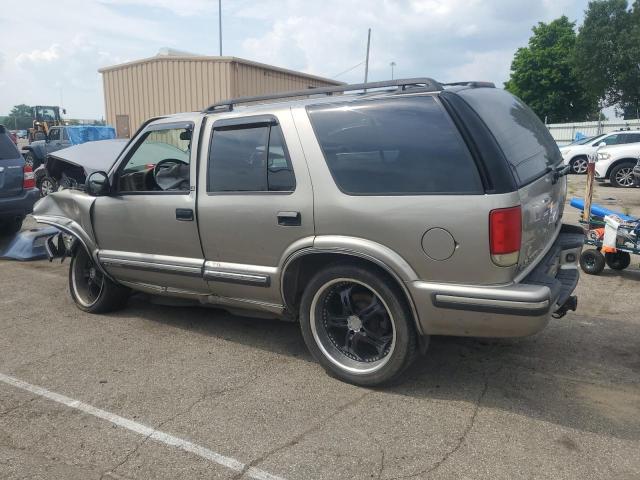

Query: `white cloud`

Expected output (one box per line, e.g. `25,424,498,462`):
16,45,62,64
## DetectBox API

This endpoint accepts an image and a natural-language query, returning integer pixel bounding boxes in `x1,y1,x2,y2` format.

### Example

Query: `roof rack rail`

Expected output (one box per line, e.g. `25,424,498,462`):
203,77,443,112
443,81,496,88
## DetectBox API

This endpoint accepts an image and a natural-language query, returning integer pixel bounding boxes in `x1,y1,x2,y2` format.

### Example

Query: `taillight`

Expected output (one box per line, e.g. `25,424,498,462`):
489,206,521,267
23,165,36,189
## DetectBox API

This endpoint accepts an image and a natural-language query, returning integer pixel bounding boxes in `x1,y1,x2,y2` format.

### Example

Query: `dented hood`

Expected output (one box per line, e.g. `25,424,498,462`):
47,139,128,175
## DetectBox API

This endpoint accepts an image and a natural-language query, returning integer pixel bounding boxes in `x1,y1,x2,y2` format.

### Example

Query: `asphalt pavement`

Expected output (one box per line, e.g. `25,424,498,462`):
0,177,639,479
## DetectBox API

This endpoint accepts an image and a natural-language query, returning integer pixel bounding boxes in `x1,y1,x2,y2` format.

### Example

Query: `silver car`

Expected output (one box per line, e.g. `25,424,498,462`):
34,78,583,386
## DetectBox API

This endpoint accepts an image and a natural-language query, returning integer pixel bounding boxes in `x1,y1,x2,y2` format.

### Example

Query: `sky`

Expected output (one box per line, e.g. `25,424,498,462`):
0,0,591,119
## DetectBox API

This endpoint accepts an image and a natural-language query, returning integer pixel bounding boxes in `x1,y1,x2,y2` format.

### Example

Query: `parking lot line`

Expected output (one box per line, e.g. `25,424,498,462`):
0,372,286,480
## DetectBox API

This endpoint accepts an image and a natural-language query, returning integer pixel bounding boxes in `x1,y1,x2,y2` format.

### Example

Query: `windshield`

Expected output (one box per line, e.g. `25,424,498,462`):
568,135,603,146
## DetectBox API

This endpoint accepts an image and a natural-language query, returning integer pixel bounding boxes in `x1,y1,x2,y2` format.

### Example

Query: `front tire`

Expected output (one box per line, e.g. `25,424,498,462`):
299,263,418,386
570,156,588,174
580,249,605,275
39,176,58,197
610,162,636,188
69,247,130,313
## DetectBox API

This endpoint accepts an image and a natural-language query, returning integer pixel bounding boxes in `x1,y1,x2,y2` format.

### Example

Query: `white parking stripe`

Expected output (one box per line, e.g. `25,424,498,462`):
0,373,285,480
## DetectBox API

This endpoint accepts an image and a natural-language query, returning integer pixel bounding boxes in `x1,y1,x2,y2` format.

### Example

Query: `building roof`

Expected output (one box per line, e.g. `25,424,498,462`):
98,53,343,86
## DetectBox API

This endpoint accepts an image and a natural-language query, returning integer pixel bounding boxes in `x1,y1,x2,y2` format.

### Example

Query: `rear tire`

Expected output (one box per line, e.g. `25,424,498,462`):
69,247,130,313
605,251,631,270
299,263,419,386
570,156,588,174
580,249,605,275
610,162,636,188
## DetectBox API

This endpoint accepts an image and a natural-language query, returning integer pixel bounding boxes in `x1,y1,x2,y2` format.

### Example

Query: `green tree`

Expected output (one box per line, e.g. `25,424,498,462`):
575,0,640,118
505,16,599,122
6,104,33,129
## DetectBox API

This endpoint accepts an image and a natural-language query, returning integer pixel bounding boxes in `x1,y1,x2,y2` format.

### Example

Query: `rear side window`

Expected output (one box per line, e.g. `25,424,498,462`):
457,88,561,186
307,96,482,195
0,133,20,160
208,123,295,192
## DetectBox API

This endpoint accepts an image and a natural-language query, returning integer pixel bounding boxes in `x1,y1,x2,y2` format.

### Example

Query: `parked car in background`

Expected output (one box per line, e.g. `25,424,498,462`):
560,130,640,174
22,125,116,169
35,139,127,196
7,130,17,145
596,142,640,187
34,79,582,386
16,130,28,139
0,125,39,235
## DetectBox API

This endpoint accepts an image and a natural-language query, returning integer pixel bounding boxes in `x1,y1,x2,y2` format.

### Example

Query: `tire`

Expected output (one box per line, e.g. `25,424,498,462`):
299,263,418,386
0,216,24,236
23,152,35,168
570,156,588,174
69,247,130,313
39,176,58,197
610,162,636,188
605,251,631,270
580,249,605,275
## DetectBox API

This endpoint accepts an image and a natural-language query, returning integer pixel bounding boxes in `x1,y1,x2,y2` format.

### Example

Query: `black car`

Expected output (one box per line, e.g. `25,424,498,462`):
0,125,39,235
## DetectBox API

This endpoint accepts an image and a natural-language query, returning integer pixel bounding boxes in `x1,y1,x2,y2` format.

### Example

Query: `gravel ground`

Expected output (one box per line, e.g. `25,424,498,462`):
0,175,638,480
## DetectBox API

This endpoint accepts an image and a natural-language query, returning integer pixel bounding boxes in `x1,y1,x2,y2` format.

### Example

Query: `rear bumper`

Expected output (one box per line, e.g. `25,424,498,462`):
409,224,584,338
0,188,39,218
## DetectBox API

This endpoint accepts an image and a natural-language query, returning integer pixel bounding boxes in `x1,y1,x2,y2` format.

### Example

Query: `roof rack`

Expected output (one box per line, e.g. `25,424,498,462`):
203,77,443,112
443,81,496,88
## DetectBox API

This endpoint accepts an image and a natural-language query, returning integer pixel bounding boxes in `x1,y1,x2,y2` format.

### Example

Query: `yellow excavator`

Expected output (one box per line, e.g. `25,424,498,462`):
28,106,65,143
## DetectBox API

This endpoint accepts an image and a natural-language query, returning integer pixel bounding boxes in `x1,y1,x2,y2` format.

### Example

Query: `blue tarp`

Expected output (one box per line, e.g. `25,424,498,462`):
67,126,116,145
570,197,637,222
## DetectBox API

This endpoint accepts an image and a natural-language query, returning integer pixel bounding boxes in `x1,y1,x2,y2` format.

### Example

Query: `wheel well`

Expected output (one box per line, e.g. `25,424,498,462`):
606,158,637,177
570,154,587,163
281,252,420,332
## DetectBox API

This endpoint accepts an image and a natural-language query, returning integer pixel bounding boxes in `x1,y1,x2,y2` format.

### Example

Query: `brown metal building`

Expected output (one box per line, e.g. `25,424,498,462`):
99,50,342,138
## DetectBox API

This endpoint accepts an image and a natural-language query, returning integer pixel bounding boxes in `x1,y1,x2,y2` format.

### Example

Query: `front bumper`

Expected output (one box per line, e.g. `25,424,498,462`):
0,188,40,218
408,224,584,338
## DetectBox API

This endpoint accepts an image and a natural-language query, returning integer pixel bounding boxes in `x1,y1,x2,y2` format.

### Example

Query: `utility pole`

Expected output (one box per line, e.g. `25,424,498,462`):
390,61,396,80
218,0,222,56
364,28,371,84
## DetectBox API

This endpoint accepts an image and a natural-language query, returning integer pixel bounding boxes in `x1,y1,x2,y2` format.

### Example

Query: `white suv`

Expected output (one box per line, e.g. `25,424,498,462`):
560,130,640,174
595,142,640,187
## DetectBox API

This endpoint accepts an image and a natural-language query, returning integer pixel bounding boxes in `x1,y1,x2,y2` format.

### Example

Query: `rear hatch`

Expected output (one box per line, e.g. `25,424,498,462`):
0,130,25,198
456,88,566,274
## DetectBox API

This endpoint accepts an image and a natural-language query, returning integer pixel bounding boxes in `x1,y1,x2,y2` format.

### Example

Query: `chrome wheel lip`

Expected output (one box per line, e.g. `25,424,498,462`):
310,278,396,375
572,158,588,174
615,168,635,187
71,251,104,308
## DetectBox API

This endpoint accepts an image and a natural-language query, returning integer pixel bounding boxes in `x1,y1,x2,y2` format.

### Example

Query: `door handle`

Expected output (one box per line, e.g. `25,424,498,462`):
176,208,194,221
277,211,301,226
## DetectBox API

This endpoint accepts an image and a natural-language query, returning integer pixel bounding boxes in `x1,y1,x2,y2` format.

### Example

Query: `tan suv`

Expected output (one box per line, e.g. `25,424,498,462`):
34,78,583,386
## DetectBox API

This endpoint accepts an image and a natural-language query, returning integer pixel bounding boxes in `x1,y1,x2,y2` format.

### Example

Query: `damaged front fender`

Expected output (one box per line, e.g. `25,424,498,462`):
32,189,106,274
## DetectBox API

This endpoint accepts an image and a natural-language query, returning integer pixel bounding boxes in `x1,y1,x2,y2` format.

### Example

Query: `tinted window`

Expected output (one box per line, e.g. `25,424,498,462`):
0,132,20,160
620,133,640,144
307,96,482,195
602,134,620,145
457,88,562,186
209,123,295,192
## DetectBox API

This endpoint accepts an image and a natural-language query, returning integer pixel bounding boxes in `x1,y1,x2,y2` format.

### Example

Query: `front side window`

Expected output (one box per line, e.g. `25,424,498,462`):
117,126,192,193
307,96,482,195
602,134,620,145
208,122,295,192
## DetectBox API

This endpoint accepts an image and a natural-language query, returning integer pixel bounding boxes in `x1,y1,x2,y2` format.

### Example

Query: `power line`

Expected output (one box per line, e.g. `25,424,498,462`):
333,61,365,79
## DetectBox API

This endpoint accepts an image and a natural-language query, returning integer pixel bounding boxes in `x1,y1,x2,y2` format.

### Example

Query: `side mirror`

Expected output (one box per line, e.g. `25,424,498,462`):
86,171,110,196
598,142,606,148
